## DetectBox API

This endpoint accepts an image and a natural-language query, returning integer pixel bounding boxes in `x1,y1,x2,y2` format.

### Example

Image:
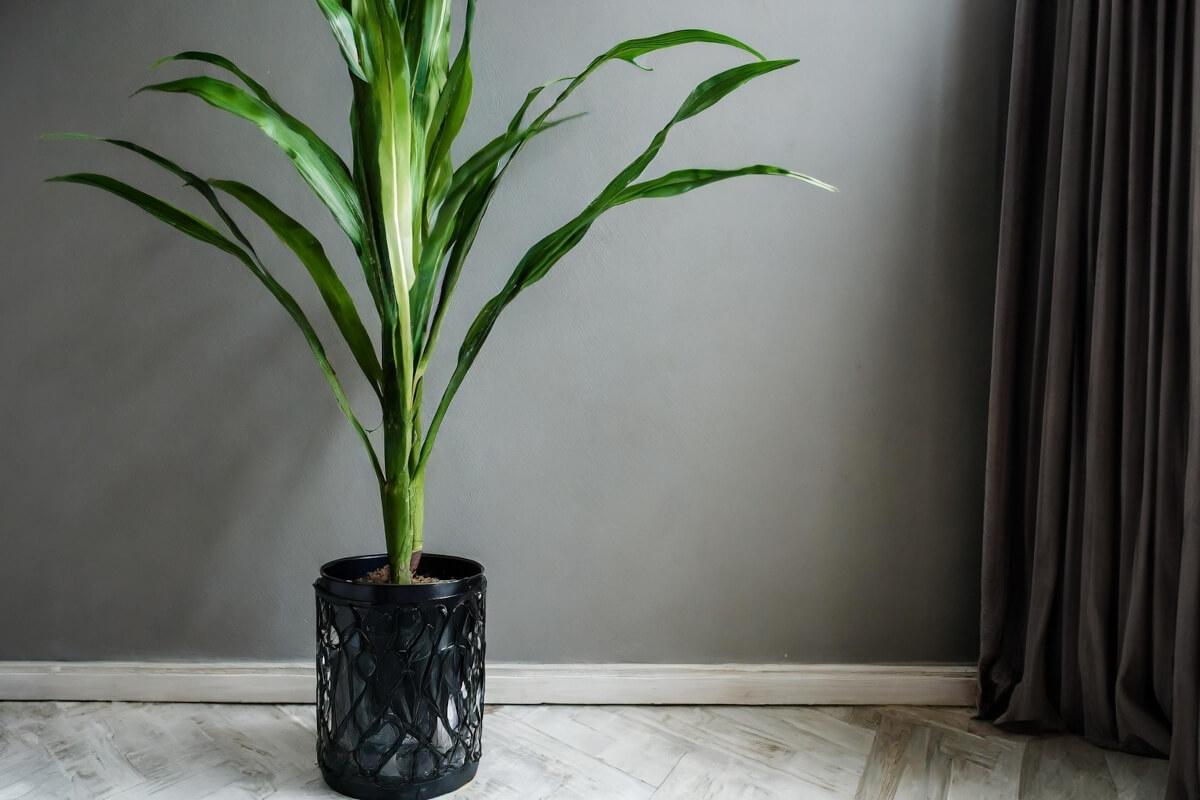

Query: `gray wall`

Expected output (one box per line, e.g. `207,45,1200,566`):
0,1,1009,663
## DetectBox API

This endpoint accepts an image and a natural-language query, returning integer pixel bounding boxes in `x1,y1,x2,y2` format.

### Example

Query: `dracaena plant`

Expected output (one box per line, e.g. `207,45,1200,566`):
49,2,833,584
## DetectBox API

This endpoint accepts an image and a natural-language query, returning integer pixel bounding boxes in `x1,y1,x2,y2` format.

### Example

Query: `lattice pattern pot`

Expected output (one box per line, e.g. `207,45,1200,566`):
314,554,486,800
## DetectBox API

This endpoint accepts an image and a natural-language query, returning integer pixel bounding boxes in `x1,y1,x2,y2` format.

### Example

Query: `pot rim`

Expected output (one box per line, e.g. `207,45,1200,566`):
316,552,485,604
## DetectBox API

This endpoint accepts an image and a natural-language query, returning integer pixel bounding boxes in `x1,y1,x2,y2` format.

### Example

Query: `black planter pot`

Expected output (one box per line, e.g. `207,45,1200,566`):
314,554,486,800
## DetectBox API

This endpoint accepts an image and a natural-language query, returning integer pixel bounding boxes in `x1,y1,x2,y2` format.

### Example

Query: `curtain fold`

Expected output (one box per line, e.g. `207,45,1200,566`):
978,1,1199,796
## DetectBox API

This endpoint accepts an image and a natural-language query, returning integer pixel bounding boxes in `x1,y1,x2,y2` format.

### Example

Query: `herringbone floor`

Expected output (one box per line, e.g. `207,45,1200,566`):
0,702,1168,798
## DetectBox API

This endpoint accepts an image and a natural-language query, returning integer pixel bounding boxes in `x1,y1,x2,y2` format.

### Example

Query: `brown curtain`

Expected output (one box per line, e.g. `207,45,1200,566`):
977,1,1200,797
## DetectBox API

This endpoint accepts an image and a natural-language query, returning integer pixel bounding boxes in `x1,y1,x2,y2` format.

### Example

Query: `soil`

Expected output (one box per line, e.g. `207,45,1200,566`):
357,564,445,585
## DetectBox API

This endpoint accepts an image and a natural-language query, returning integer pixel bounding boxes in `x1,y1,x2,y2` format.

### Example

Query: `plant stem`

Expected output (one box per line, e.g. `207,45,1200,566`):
381,472,423,584
381,372,422,584
410,471,425,562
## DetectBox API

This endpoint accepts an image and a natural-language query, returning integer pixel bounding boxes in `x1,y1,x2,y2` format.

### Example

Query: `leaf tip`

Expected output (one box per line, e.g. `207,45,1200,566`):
787,171,838,192
149,52,189,71
41,132,90,143
129,83,159,100
622,56,654,73
542,111,588,131
741,43,768,62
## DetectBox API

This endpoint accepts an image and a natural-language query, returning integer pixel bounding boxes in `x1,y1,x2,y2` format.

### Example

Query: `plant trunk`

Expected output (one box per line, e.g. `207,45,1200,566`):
381,368,424,583
410,471,425,571
382,476,423,584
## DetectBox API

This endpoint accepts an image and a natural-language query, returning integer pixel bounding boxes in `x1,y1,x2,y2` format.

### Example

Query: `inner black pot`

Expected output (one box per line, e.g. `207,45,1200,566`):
314,553,486,800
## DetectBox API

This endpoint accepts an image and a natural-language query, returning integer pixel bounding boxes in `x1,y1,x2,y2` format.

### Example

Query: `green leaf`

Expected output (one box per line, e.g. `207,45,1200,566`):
597,28,766,67
424,0,475,200
44,133,384,391
617,165,837,203
162,42,386,320
351,0,420,420
583,60,801,217
416,175,491,372
420,0,476,239
523,30,767,137
138,74,364,253
211,179,383,391
348,87,391,322
411,0,453,132
313,0,370,81
409,113,585,358
42,132,261,257
48,172,243,257
506,76,572,134
484,30,772,250
49,172,382,482
672,59,798,123
418,58,810,470
414,30,775,374
153,51,281,112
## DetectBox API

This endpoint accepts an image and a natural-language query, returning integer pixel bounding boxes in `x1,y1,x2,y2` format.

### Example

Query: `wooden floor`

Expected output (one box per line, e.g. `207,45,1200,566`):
0,702,1168,799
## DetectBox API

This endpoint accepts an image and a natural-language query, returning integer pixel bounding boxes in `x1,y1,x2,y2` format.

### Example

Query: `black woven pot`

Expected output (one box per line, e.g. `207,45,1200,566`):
314,554,486,800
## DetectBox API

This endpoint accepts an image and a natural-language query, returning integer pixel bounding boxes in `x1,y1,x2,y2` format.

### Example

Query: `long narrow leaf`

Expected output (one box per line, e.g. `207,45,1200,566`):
616,165,837,203
512,30,765,147
423,0,475,214
411,0,452,133
376,1,418,334
44,132,262,256
49,133,384,392
352,0,420,432
672,59,798,123
348,80,391,322
314,0,370,81
416,176,491,374
44,133,389,398
411,76,571,371
456,31,770,271
137,74,364,253
418,59,812,470
415,31,771,372
507,77,572,135
153,51,280,112
49,172,383,482
156,50,386,321
593,28,765,67
49,173,242,257
410,112,585,358
211,179,383,391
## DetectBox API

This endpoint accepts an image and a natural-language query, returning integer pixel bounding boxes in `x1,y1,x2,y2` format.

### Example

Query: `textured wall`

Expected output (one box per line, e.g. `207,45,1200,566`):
0,0,1010,662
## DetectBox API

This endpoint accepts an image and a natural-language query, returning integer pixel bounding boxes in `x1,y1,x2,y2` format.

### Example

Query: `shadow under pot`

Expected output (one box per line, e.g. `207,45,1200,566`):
314,554,486,800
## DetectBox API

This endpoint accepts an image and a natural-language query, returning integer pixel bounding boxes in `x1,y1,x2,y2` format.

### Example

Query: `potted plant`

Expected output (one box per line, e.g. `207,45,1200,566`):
48,2,833,797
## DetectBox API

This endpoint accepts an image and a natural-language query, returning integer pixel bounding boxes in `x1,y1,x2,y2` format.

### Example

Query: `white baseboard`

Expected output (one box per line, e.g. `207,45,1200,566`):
0,662,977,706
488,663,977,706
